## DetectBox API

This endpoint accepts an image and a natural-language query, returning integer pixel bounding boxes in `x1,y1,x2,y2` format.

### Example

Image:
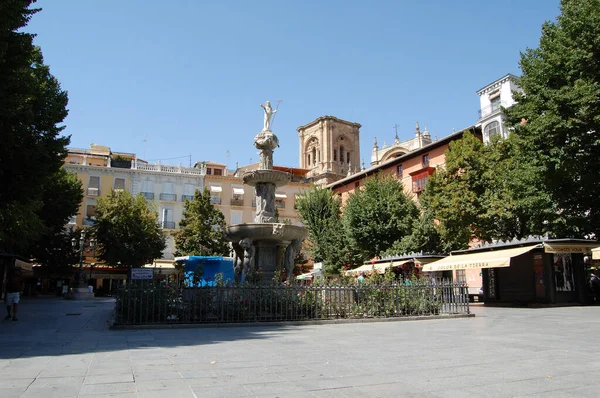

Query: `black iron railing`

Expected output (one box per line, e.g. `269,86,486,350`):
114,282,469,325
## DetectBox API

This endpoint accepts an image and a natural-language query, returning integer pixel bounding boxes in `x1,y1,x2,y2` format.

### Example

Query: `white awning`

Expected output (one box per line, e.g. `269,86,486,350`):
233,187,245,195
592,247,600,260
210,185,222,193
544,242,599,254
344,260,412,276
422,244,542,272
275,193,287,199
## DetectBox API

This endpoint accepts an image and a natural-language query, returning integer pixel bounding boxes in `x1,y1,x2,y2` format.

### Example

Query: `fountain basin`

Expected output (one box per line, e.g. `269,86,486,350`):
225,223,307,243
243,170,290,187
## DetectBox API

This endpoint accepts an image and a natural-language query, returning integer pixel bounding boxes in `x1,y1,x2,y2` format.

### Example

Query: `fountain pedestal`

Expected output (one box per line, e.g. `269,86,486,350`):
224,121,308,284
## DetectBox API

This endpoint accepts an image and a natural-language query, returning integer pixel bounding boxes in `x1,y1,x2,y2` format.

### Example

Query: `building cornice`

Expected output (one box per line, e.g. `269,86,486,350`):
297,115,362,132
327,125,481,190
476,73,520,96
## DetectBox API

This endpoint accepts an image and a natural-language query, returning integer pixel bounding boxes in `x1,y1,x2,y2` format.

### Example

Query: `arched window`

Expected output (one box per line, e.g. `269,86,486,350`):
484,121,501,139
333,149,337,161
346,152,350,164
307,153,311,166
340,145,344,163
312,148,316,165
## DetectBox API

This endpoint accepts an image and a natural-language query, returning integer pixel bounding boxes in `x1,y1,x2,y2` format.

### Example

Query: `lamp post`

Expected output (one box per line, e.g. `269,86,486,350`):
71,230,96,297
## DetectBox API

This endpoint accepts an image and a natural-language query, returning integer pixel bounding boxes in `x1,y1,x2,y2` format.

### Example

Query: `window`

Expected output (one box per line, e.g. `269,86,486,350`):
113,178,125,191
84,204,96,225
307,153,311,166
422,154,430,167
141,179,154,200
333,149,337,161
182,184,196,201
275,192,286,209
312,148,316,165
231,186,244,205
161,208,175,229
340,146,344,163
397,165,403,178
210,184,222,204
213,168,223,176
160,182,176,201
87,176,100,196
347,152,350,164
490,95,501,112
206,168,212,175
456,269,466,283
413,176,428,193
230,210,243,226
484,121,501,139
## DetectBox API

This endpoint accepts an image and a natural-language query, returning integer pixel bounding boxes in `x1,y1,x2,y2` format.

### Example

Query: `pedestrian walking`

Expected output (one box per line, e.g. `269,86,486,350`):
4,263,23,321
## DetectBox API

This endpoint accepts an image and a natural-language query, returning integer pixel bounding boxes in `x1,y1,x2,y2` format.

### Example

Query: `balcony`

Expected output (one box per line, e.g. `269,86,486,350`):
159,193,177,201
181,194,194,202
83,217,96,226
275,200,286,209
478,101,509,119
161,221,176,229
210,196,221,205
230,198,244,206
140,192,154,200
86,187,100,197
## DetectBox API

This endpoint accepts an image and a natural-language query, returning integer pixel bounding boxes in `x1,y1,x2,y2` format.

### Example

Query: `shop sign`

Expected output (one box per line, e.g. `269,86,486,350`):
130,268,154,280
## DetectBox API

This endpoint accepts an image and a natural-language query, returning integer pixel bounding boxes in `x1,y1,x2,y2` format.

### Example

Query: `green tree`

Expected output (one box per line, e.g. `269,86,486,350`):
505,0,600,238
0,1,71,254
422,132,562,250
30,169,83,273
296,186,360,275
174,188,229,257
384,209,444,256
342,174,419,259
91,191,166,268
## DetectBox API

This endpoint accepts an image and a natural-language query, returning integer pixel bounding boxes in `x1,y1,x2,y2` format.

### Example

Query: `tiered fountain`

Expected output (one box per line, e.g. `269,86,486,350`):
225,101,307,283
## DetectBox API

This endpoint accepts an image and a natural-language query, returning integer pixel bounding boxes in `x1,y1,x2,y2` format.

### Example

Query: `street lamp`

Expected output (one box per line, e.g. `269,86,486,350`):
71,230,96,289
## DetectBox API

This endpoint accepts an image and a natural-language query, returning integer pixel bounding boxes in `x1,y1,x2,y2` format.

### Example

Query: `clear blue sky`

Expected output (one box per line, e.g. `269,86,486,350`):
28,0,561,169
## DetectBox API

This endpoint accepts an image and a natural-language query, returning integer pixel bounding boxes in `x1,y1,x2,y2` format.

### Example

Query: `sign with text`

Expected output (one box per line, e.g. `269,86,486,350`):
130,268,154,280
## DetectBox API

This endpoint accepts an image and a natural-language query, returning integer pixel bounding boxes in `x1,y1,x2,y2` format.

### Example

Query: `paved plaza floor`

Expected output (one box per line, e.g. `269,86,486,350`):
1,297,599,397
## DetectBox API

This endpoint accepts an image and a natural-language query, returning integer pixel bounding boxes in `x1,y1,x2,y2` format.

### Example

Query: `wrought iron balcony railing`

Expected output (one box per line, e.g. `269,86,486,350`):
159,193,177,202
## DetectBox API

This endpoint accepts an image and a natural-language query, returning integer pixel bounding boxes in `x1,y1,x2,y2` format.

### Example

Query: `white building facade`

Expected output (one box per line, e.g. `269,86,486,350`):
476,73,523,143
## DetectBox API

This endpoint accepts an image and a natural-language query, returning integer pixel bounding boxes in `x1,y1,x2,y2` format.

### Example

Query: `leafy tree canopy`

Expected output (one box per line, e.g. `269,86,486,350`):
505,0,600,238
0,0,71,254
296,186,361,275
342,173,419,259
91,191,166,268
174,188,229,257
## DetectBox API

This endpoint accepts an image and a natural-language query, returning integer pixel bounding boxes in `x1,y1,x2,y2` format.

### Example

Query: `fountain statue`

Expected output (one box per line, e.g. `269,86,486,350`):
225,102,307,283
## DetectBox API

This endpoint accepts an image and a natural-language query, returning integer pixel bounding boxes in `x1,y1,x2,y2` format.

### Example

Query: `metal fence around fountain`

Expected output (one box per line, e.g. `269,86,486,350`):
113,281,470,325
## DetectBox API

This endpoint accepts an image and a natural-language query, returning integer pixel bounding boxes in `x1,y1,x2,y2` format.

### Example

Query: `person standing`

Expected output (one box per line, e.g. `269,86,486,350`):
4,264,23,321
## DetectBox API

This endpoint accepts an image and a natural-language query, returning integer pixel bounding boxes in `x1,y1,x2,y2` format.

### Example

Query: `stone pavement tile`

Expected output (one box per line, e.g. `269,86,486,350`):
0,368,43,379
134,378,190,392
0,378,35,389
178,368,222,378
87,365,132,376
85,373,134,384
38,367,89,377
353,382,437,398
78,381,137,396
242,381,306,395
21,385,82,398
292,376,350,391
133,370,183,381
310,387,368,398
0,387,29,398
479,377,574,397
258,392,318,398
181,376,222,388
137,388,197,398
189,384,254,397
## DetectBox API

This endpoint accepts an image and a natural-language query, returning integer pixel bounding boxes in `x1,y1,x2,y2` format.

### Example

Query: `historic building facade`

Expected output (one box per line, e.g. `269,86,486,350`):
370,122,433,166
476,73,522,143
297,116,361,186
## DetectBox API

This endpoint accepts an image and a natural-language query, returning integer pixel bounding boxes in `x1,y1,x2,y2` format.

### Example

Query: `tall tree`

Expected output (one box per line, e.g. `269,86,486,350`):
342,174,419,259
0,1,71,254
296,186,361,275
384,209,445,256
91,191,166,268
174,188,229,257
30,169,83,273
505,0,600,238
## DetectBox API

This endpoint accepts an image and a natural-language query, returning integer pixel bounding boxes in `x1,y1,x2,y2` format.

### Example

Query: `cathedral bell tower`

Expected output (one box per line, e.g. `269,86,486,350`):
297,116,361,186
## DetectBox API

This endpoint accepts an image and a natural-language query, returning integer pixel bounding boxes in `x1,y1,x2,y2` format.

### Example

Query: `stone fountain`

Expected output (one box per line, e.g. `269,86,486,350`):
225,101,307,283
